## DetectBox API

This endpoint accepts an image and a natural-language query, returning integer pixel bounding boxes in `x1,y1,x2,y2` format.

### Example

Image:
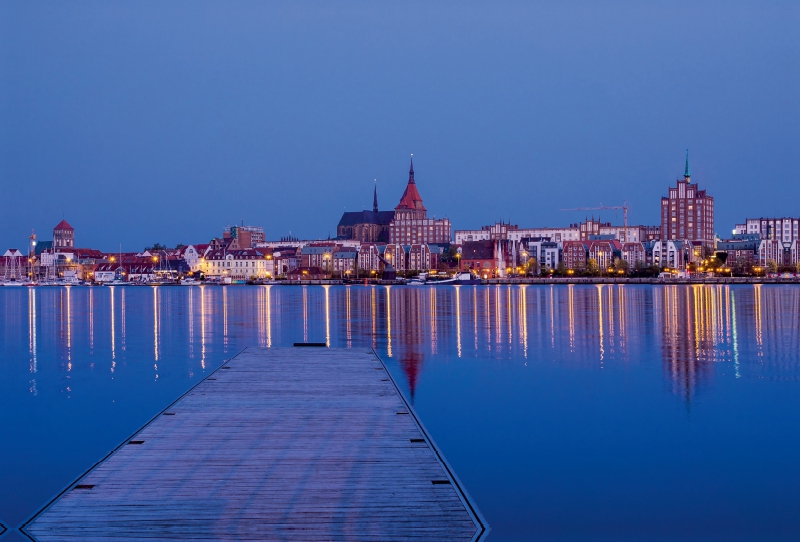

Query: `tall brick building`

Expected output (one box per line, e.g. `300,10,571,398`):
660,151,714,244
388,158,451,245
53,220,75,249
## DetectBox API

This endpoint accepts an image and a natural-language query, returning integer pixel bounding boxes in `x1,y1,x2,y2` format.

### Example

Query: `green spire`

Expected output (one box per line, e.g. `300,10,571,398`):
684,149,691,178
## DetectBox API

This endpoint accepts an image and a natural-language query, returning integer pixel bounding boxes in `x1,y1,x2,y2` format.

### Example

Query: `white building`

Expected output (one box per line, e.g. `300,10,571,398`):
182,244,210,273
204,248,273,280
757,239,799,268
455,223,580,244
746,217,800,243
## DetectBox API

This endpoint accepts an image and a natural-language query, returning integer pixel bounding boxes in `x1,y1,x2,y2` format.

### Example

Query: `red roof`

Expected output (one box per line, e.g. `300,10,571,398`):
54,219,74,231
395,159,426,211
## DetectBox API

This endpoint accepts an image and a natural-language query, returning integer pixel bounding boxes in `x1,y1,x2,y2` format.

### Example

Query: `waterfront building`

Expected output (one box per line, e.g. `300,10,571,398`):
660,151,714,244
38,248,105,281
717,236,760,269
332,248,358,276
459,240,496,276
1,249,25,281
301,244,339,271
286,267,329,280
182,244,210,273
388,159,451,245
407,244,435,272
519,238,560,272
648,240,688,269
383,244,407,272
204,248,272,280
53,220,75,249
621,242,647,268
562,241,588,270
586,240,621,270
336,184,395,242
272,247,300,276
357,243,384,273
93,254,162,283
757,239,799,268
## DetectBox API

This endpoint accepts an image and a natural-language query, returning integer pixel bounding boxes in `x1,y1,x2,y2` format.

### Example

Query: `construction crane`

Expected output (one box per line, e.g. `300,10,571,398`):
559,201,630,242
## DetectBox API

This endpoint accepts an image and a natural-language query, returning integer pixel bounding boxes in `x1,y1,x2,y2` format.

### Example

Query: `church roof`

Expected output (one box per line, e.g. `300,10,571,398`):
337,210,395,228
54,219,74,231
395,158,426,212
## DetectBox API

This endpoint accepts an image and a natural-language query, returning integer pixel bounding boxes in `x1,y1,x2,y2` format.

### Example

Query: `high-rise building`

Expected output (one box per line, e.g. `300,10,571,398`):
388,158,451,245
660,151,714,244
53,220,75,249
223,225,265,248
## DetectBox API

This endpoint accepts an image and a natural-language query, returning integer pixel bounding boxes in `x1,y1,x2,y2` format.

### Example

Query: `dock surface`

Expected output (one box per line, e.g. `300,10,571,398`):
25,348,484,541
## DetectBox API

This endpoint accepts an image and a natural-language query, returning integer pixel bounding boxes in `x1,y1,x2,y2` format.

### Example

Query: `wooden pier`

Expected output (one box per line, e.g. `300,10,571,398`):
24,347,485,541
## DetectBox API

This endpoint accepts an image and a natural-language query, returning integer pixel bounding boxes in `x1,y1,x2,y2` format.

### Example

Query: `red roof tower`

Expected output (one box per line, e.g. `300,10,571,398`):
54,219,74,231
394,157,426,219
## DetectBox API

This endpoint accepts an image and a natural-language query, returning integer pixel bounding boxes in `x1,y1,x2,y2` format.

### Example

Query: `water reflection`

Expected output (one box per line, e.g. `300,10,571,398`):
5,284,800,402
28,288,37,396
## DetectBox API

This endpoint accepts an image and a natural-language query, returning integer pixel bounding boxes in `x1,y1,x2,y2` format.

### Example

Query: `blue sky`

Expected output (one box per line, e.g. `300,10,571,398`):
1,1,798,250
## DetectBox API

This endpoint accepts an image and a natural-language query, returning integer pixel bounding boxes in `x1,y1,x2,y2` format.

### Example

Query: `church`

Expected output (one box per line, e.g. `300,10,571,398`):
336,158,451,245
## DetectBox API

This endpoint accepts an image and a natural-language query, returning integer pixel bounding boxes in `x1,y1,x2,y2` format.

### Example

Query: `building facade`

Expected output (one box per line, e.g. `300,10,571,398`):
660,152,714,244
744,217,800,243
53,220,75,249
204,248,271,280
388,159,451,245
455,222,580,244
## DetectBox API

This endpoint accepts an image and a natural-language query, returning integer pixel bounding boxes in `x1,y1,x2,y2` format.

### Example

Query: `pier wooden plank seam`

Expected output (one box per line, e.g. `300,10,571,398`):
23,347,485,541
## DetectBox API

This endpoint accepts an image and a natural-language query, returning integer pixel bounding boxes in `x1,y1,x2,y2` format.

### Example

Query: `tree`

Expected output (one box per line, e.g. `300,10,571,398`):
146,243,167,252
526,257,539,276
613,257,629,274
586,258,599,275
439,245,459,264
555,262,567,276
767,259,778,273
732,256,752,276
797,261,800,274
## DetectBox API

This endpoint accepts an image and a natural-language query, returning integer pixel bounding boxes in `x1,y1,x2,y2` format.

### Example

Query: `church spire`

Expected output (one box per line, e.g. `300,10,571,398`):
373,179,378,212
684,149,691,180
409,154,415,184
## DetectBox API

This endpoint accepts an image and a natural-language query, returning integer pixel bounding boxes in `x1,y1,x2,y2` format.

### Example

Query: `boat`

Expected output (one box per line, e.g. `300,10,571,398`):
407,271,481,286
453,271,482,285
180,277,200,286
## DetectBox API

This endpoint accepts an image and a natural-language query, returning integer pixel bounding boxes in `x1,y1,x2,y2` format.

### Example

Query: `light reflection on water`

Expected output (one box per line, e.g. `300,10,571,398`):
2,284,800,541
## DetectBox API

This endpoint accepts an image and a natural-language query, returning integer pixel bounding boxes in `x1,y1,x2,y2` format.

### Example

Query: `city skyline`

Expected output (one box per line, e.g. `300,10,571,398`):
2,2,799,250
0,153,790,252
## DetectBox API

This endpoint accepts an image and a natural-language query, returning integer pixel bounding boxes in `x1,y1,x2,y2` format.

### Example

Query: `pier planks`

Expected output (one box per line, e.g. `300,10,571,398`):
25,348,483,541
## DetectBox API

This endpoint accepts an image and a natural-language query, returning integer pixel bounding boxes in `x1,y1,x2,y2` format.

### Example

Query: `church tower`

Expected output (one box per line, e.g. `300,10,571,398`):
394,157,427,221
388,156,450,245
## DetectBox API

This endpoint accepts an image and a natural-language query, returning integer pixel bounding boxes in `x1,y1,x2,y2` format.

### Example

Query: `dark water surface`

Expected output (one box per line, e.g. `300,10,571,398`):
2,284,800,541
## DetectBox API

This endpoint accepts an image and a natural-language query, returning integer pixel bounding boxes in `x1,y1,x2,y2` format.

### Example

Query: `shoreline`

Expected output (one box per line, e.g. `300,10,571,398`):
6,277,799,287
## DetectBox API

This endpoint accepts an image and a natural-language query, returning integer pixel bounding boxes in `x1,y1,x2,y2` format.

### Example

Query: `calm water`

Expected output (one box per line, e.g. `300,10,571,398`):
2,284,800,541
